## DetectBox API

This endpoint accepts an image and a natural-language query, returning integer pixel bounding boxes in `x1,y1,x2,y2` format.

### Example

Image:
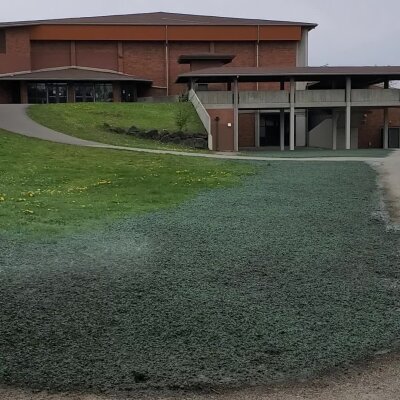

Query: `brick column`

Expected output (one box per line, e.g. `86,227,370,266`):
67,84,75,103
20,82,28,104
113,82,121,102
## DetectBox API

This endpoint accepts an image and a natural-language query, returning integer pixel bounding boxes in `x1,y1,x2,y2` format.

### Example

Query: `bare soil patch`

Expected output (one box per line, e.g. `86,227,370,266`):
2,352,400,400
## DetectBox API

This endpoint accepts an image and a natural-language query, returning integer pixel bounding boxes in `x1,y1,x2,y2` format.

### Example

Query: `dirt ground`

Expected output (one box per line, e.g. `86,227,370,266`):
2,151,400,400
1,351,400,400
378,149,400,224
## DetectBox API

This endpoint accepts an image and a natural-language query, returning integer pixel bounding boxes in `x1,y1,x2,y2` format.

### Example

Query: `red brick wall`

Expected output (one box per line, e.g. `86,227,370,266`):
359,108,400,148
0,82,14,103
207,108,235,151
168,41,210,95
31,41,71,70
123,41,166,88
76,41,118,71
258,41,297,90
0,26,300,100
0,27,31,74
239,112,256,147
215,41,257,90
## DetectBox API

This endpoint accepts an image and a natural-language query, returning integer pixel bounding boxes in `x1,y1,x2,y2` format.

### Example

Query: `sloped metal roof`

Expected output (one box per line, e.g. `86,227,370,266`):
0,12,317,29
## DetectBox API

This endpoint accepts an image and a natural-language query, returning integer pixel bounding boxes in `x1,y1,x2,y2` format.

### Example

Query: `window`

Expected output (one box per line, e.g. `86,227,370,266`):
0,30,6,54
27,83,47,104
75,84,94,102
95,83,113,102
75,83,113,102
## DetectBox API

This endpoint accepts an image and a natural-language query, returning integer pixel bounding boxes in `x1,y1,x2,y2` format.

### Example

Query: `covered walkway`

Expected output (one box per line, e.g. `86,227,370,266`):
178,66,400,152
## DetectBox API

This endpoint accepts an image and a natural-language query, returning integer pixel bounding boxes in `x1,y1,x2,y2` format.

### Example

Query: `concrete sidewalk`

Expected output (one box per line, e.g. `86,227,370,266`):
0,104,390,163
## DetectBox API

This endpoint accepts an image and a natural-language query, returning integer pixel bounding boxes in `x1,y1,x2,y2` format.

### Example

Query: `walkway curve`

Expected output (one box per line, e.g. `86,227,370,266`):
0,104,389,163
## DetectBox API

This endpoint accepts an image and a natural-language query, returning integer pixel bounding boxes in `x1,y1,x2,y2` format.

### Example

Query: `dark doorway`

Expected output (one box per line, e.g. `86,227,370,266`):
121,84,137,102
75,84,95,102
388,127,400,148
47,84,67,103
28,83,67,104
260,113,290,147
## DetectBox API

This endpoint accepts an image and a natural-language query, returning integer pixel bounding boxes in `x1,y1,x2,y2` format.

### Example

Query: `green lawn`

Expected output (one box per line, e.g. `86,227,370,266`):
0,130,252,236
1,130,399,394
242,148,393,158
28,103,206,151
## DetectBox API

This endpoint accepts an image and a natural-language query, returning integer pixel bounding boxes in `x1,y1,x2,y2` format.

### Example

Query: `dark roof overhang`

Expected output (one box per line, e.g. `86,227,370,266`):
178,53,236,65
176,66,400,85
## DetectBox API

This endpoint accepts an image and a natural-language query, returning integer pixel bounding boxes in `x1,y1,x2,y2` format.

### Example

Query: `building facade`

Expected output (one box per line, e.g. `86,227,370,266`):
0,12,313,103
0,12,399,150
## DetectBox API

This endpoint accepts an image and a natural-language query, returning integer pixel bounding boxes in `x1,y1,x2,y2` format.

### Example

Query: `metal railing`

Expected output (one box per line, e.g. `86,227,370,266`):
188,89,212,150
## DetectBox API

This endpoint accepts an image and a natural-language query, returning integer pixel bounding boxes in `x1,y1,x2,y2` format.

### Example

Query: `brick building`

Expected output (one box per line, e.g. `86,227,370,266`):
0,11,399,150
0,12,313,102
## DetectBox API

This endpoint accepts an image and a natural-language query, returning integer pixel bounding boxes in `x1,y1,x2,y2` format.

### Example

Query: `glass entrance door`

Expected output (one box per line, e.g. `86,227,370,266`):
47,84,67,103
75,84,95,102
121,84,137,102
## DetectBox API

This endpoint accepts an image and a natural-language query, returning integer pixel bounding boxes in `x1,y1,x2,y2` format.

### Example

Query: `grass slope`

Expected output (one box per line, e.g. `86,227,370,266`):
28,103,206,151
1,148,399,393
0,130,252,236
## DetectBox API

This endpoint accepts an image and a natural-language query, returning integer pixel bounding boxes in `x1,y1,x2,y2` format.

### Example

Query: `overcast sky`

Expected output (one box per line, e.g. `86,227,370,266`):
1,0,399,66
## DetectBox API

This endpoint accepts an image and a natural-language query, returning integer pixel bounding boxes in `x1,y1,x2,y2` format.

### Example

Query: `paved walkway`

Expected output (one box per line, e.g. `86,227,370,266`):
0,104,390,163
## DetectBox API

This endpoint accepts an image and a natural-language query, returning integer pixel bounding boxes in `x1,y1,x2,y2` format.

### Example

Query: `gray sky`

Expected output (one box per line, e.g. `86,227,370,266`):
1,0,399,66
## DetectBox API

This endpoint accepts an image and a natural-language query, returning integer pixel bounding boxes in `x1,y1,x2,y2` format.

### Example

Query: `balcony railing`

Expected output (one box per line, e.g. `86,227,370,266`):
196,91,233,105
195,89,400,108
351,89,400,103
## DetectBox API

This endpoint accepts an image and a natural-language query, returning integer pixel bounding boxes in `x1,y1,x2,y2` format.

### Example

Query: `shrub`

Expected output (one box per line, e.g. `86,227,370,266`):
174,108,191,132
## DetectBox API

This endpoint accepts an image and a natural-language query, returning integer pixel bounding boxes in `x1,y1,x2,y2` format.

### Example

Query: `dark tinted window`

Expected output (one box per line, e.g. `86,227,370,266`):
27,83,47,104
95,83,113,102
0,30,6,53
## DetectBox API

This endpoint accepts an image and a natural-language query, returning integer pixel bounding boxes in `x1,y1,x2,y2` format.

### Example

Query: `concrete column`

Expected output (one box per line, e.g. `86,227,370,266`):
289,78,295,151
165,25,170,96
233,78,239,152
280,109,285,151
345,77,352,150
255,111,260,148
332,110,338,150
383,108,389,149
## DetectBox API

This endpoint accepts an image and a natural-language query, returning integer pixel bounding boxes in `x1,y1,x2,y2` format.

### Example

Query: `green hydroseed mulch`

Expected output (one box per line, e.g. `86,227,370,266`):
241,148,393,158
0,161,399,393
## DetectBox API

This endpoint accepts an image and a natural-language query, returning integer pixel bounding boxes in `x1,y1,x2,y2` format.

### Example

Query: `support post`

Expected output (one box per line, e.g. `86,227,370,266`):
255,111,260,148
20,82,28,104
345,77,352,150
289,78,295,151
332,110,338,150
280,109,285,151
383,108,389,149
233,78,239,152
165,26,169,96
